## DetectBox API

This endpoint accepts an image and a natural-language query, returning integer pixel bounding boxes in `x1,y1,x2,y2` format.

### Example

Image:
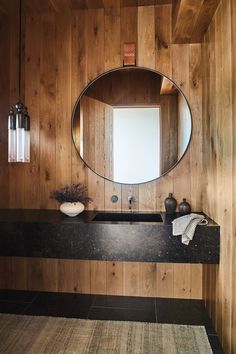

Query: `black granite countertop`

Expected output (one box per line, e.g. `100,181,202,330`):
0,209,218,225
0,209,220,264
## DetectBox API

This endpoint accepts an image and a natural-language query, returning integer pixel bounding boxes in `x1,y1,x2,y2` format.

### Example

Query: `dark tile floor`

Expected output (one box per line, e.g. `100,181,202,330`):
0,290,224,354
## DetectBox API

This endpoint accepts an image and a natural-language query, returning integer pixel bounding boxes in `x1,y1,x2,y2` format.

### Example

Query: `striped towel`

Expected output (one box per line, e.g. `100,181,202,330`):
172,213,208,245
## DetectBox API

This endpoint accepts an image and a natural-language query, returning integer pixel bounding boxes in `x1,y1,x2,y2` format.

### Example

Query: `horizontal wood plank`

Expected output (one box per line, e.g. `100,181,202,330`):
0,257,203,299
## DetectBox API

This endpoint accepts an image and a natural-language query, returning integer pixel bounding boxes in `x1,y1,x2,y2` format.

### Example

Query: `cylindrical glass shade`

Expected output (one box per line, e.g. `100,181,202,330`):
16,103,25,162
8,102,30,163
8,129,16,162
8,109,16,162
24,130,30,162
24,110,30,162
16,127,25,162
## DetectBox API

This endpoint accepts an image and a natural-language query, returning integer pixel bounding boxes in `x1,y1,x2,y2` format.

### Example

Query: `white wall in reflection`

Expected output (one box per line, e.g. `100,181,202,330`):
113,108,160,184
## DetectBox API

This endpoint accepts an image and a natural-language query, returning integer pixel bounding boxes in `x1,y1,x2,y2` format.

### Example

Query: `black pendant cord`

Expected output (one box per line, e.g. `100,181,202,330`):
18,0,22,101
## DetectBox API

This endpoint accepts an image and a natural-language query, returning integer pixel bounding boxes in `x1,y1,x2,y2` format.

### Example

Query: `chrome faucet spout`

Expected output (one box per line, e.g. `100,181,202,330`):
128,196,134,211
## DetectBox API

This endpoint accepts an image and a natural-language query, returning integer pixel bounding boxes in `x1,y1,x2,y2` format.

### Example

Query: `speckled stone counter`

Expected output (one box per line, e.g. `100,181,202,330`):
0,209,220,264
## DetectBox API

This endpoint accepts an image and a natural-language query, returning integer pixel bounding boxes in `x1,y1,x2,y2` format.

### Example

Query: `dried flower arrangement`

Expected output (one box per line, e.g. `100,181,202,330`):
50,183,91,204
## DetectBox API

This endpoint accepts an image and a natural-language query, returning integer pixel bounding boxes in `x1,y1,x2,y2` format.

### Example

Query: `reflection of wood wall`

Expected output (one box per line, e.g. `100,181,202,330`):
160,95,178,174
0,257,203,299
81,95,113,179
0,5,203,299
85,69,161,106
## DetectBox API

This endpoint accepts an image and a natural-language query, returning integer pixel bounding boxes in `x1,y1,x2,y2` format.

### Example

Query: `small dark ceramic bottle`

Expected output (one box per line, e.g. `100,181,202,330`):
178,198,191,214
165,193,177,214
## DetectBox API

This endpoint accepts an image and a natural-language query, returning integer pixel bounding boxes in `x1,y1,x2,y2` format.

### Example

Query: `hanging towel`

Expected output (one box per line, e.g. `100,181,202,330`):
172,213,208,245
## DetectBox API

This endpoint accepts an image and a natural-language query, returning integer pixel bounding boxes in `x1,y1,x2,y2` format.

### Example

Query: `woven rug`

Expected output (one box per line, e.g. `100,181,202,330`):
0,314,212,354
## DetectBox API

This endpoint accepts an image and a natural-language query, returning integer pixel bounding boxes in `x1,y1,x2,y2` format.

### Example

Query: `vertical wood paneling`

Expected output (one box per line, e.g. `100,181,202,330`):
104,7,121,70
106,261,124,295
173,263,191,299
26,258,58,292
231,0,236,352
155,175,173,211
0,5,207,309
137,6,155,68
171,45,191,205
189,44,202,211
10,257,27,290
0,257,203,299
139,263,156,297
9,12,25,209
202,0,235,352
57,259,74,292
24,14,40,208
85,9,105,210
91,261,107,294
74,260,91,294
220,2,232,352
4,5,204,216
71,10,87,186
104,5,122,211
123,262,140,296
190,264,203,299
0,16,9,208
39,14,57,209
155,4,172,77
55,12,72,188
85,9,104,82
156,263,174,297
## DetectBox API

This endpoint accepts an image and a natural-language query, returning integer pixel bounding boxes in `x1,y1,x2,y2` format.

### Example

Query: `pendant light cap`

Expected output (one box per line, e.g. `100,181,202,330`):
16,102,25,129
24,109,30,131
15,101,25,111
8,107,16,130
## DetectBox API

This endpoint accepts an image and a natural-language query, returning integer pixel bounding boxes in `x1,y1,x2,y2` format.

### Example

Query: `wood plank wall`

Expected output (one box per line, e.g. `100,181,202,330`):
0,10,19,205
202,0,235,353
0,257,203,299
5,5,203,212
0,5,204,300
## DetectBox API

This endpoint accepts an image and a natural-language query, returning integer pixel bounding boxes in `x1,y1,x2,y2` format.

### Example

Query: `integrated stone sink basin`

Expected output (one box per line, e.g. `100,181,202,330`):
92,212,163,223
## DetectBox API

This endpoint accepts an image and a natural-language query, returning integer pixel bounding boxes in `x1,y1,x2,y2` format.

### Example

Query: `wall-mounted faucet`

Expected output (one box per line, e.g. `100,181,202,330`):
128,196,135,211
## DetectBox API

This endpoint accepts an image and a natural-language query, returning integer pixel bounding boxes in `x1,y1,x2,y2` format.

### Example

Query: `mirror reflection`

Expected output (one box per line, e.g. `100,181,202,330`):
72,67,192,184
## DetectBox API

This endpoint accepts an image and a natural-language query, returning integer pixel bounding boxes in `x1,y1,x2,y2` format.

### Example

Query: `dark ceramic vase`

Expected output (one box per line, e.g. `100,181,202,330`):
178,198,191,214
165,193,177,214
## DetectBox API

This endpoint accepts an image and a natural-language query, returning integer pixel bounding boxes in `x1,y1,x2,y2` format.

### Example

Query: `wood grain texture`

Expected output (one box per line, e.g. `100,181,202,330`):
23,0,173,12
159,95,178,174
24,14,41,209
155,4,172,77
172,0,204,44
190,0,220,43
231,0,236,352
0,4,206,210
39,14,57,209
202,0,234,353
0,257,203,299
8,11,25,209
172,0,219,44
0,15,9,207
0,6,206,304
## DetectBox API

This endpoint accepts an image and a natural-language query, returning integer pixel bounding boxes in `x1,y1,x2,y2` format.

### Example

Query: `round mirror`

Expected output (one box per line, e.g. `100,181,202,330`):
72,67,192,184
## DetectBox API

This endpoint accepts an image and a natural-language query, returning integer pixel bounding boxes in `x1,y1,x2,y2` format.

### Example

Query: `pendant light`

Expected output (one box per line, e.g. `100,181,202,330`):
8,0,30,163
